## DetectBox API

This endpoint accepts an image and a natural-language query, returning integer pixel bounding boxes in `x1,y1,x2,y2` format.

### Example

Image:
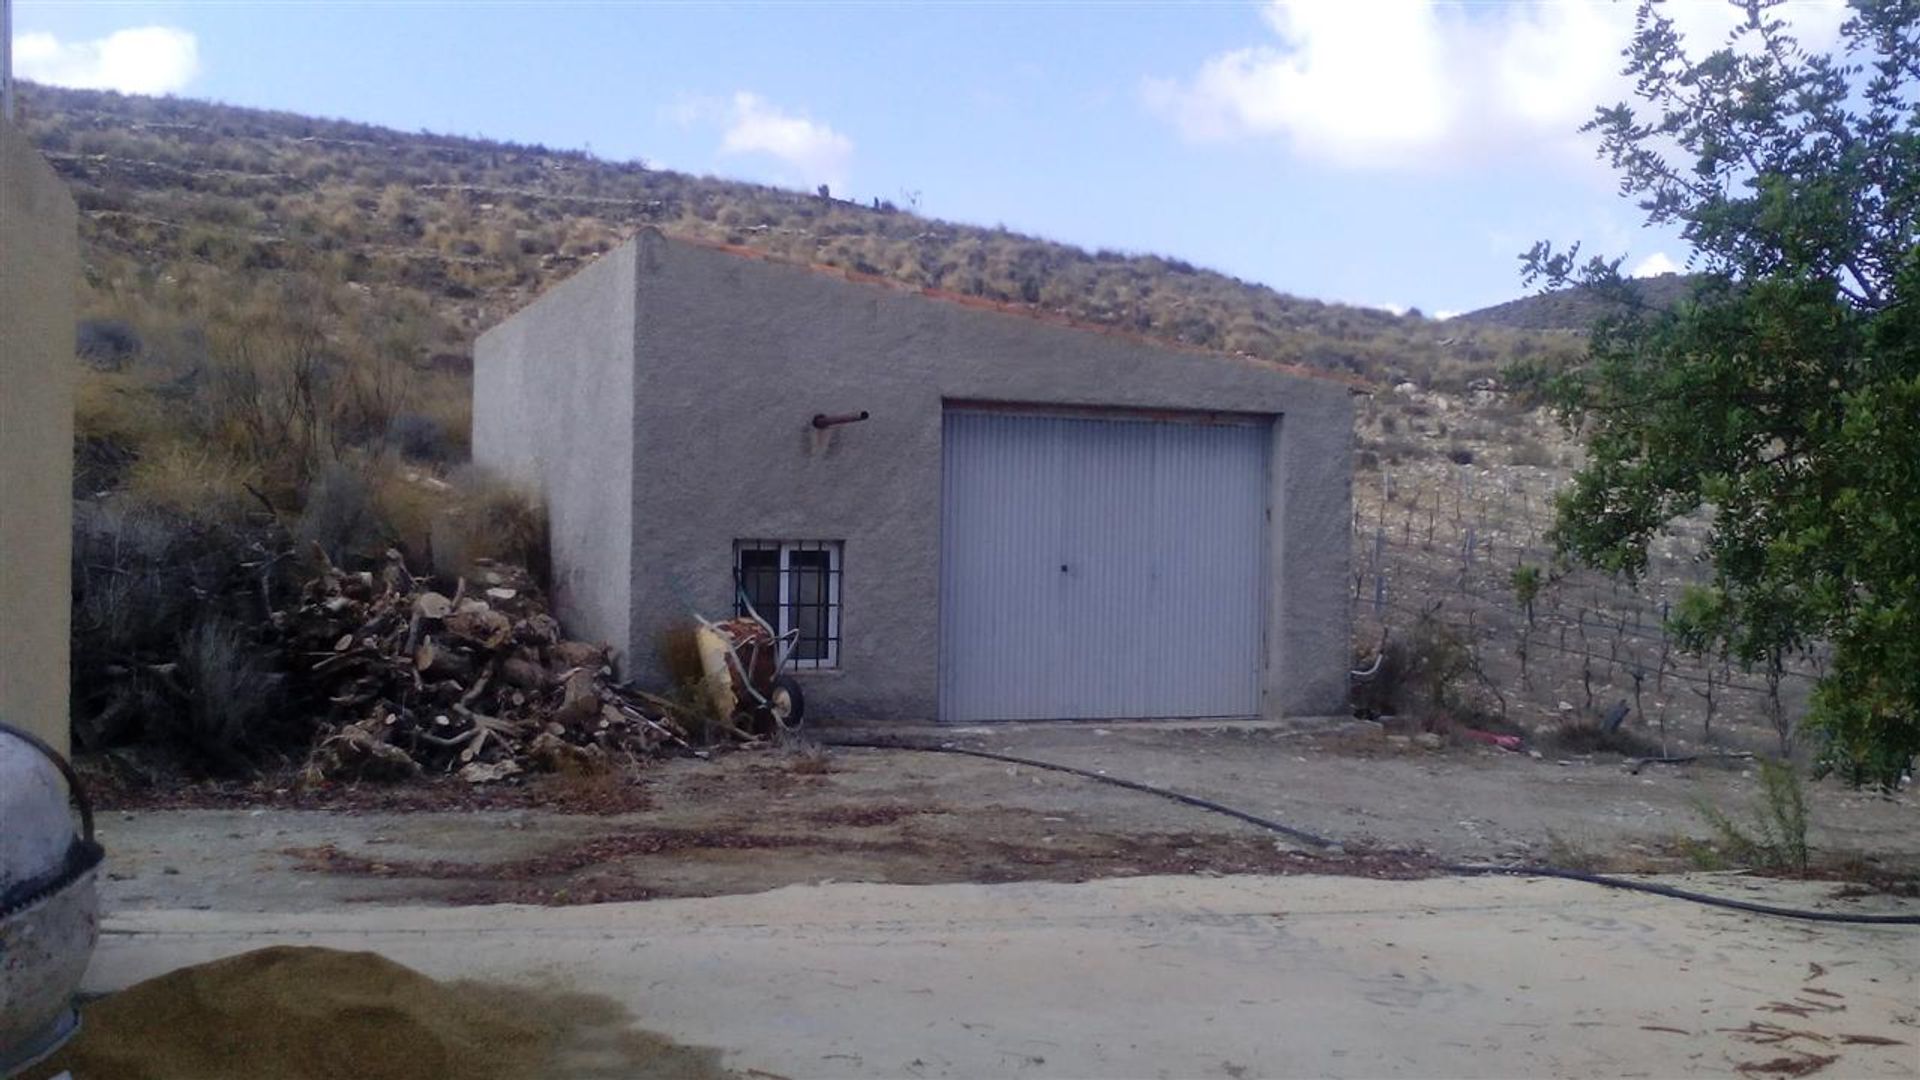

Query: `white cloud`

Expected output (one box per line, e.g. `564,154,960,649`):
1433,309,1459,321
1145,0,1846,169
1629,252,1683,278
660,93,723,129
14,26,200,95
717,92,852,189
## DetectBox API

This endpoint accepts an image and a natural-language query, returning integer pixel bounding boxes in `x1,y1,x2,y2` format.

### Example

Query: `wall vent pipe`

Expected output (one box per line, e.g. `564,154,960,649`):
811,411,870,430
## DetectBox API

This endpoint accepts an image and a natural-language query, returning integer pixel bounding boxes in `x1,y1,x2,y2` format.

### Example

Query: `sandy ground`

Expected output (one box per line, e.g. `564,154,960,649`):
84,874,1919,1079
94,724,1920,912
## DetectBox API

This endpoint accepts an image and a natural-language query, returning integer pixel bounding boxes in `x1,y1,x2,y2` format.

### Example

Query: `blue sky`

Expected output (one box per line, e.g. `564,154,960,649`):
9,1,1852,315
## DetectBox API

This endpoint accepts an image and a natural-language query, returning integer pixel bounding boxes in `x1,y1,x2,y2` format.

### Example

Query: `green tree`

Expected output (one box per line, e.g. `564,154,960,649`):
1526,0,1919,786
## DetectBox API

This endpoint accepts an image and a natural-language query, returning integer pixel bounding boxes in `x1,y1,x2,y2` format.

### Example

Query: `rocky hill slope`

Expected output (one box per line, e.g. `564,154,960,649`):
20,81,1574,420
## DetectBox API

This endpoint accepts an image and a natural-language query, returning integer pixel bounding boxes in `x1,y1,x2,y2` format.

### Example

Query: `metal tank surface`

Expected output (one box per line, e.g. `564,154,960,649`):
0,721,102,1077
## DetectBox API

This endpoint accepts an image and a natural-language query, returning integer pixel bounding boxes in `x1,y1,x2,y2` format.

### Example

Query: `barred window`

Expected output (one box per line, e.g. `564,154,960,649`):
734,540,842,668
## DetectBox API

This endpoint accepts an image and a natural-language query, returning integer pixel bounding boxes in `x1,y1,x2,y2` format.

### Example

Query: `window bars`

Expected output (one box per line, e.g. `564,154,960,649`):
734,540,842,668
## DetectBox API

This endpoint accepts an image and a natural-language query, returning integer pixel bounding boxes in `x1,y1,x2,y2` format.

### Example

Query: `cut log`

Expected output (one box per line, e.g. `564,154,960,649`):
413,591,453,620
553,667,601,728
447,608,513,649
548,640,608,671
499,653,549,691
284,550,689,785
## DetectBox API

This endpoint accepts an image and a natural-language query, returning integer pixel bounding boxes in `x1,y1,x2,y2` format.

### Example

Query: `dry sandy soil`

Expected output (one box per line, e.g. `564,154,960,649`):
93,722,1920,913
77,876,1920,1080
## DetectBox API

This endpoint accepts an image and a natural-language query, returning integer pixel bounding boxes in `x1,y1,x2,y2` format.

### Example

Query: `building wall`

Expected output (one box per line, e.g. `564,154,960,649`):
472,242,638,665
621,231,1353,722
0,116,78,754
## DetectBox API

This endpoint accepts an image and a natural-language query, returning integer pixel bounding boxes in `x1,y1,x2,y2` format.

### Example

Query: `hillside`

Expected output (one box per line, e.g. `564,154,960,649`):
19,83,1576,405
1456,273,1698,331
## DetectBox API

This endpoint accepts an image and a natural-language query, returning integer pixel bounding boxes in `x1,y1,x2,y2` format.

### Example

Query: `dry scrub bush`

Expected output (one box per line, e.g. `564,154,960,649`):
70,499,283,761
125,444,260,521
426,468,547,584
176,615,279,768
1507,440,1558,468
1544,717,1660,758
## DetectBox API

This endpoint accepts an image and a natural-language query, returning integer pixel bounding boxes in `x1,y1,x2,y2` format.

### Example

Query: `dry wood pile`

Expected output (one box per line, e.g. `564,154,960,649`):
277,549,686,784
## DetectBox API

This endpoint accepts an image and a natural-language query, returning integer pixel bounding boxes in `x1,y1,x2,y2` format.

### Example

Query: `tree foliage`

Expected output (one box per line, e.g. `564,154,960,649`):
1527,0,1920,786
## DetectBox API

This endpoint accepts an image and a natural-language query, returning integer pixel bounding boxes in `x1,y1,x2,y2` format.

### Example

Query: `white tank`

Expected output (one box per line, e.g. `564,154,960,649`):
0,734,77,896
1,726,101,1076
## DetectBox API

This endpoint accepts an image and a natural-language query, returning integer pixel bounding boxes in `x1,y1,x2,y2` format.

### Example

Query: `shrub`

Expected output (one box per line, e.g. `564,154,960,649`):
70,497,283,763
387,410,459,462
1692,759,1810,873
125,444,258,521
1509,564,1542,627
1508,440,1557,468
76,317,144,369
173,615,278,769
426,467,547,583
1545,717,1661,758
294,458,388,566
1352,611,1486,724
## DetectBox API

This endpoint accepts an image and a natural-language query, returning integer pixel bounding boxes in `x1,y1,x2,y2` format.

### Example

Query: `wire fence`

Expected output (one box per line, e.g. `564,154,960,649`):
1349,460,1815,746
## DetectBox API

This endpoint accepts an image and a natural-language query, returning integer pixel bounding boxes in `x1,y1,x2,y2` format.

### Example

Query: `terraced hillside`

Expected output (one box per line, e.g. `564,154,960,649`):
19,82,1576,414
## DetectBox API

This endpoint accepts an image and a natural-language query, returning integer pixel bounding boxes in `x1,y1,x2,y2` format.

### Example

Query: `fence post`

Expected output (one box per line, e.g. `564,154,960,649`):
1371,527,1386,616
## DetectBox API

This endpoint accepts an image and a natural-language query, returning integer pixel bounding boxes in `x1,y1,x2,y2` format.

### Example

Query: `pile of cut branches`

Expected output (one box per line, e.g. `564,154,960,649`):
276,548,686,784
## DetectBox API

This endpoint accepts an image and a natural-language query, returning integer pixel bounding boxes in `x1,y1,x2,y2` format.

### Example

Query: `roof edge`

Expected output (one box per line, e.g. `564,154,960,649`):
633,227,1374,392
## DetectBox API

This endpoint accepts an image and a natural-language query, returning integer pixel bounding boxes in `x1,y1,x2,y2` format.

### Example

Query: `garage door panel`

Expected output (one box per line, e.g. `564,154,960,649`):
938,412,1062,721
1057,418,1158,716
1141,421,1268,717
940,409,1268,722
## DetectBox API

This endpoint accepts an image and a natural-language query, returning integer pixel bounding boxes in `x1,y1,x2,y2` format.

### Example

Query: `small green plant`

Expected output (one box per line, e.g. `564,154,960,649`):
1691,759,1810,873
1509,564,1542,628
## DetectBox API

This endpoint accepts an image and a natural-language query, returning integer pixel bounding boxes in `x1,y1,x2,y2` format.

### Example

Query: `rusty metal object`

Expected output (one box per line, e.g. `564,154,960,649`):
810,410,870,429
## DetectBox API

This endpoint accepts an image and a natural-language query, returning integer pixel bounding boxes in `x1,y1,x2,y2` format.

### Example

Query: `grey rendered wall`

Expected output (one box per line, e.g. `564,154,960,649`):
0,116,77,754
621,230,1353,722
472,243,637,664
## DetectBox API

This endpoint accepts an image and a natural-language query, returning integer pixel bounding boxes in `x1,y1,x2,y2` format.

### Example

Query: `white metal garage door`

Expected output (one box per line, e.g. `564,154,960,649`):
939,408,1269,722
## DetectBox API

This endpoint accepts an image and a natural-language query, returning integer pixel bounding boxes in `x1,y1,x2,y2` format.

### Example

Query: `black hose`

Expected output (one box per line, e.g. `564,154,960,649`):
823,736,1920,927
838,737,1340,850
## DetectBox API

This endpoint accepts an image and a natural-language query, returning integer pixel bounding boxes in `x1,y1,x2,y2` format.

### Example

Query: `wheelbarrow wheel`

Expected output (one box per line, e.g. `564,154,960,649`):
768,675,806,735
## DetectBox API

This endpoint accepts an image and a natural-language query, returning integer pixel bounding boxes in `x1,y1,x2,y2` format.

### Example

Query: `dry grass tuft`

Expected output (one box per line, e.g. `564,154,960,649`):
427,467,546,584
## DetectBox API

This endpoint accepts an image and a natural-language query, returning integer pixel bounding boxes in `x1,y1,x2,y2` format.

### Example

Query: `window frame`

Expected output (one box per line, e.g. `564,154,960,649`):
734,540,842,670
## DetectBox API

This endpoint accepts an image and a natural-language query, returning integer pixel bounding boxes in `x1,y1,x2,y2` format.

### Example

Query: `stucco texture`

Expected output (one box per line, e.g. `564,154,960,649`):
474,228,1354,724
473,243,636,663
0,115,78,755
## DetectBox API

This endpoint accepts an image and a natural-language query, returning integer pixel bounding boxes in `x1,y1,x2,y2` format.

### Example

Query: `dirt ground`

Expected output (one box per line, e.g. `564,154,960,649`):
79,877,1920,1080
92,722,1920,913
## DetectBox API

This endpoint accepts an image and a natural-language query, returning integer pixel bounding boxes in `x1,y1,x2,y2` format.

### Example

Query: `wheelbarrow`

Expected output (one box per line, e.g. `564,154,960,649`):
692,597,807,738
